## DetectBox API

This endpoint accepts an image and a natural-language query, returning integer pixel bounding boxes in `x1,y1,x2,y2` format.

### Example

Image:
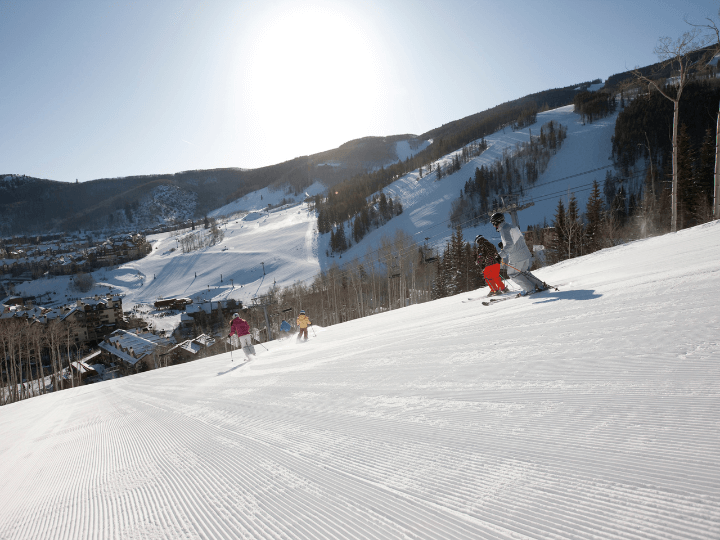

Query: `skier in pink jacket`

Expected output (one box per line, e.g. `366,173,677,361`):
229,311,256,359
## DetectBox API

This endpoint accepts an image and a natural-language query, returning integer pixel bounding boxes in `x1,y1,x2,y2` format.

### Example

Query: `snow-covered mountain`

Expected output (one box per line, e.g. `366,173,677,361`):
2,220,719,539
14,103,619,316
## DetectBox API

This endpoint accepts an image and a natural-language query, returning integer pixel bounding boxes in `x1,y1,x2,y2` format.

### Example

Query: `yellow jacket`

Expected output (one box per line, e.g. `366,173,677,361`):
296,314,311,328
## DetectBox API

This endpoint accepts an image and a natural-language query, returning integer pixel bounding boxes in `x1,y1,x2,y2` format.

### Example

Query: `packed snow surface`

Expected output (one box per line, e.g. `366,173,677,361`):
1,222,719,539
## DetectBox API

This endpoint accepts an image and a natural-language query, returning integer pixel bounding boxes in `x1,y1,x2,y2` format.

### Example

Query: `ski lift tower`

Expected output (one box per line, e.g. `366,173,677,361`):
251,294,276,341
489,194,534,229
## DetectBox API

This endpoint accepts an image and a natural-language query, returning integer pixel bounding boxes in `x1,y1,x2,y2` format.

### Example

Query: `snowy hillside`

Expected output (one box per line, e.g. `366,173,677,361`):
1,221,719,539
341,104,618,262
208,181,327,219
13,104,619,316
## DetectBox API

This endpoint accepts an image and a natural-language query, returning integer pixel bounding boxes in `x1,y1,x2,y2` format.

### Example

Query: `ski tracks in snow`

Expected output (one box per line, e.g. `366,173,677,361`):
2,224,720,539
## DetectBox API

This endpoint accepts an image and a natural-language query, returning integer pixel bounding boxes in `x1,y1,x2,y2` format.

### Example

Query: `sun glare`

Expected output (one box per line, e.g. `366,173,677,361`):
242,3,385,151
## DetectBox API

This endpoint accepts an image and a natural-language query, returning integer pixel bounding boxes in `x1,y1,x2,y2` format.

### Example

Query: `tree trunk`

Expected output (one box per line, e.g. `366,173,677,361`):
672,99,679,232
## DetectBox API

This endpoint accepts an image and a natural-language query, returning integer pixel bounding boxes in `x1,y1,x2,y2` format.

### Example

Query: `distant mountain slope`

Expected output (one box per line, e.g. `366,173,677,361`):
421,79,601,143
0,135,423,235
2,77,613,237
323,104,619,271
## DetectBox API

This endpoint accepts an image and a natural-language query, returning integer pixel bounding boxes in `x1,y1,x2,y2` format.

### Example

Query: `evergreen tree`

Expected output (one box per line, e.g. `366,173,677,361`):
432,248,449,299
628,192,638,220
695,126,716,222
447,227,466,295
352,216,364,243
565,194,583,259
611,186,627,227
676,123,696,229
698,126,716,206
361,206,371,232
335,223,348,252
549,199,566,264
378,192,388,222
584,180,604,254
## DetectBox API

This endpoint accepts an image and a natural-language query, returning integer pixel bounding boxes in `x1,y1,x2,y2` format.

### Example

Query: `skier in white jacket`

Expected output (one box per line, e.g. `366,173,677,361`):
491,212,548,295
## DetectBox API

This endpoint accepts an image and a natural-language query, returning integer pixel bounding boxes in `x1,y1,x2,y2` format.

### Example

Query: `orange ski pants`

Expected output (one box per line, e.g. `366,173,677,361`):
483,263,506,292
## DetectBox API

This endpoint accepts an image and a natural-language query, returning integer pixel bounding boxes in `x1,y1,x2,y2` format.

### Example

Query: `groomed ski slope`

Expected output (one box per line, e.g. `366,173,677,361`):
1,223,719,540
338,104,619,262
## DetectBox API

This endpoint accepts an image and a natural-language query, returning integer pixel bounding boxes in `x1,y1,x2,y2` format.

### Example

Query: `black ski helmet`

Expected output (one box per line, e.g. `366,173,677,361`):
475,234,484,244
490,212,505,226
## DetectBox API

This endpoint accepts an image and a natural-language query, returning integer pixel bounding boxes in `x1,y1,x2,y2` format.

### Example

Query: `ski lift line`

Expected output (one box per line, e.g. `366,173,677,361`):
452,166,652,223
341,164,653,280
319,165,653,285
260,164,650,292
509,171,652,214
405,164,627,239
528,164,615,190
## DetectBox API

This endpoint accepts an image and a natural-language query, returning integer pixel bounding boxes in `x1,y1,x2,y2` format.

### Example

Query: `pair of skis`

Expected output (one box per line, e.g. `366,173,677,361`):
464,284,558,306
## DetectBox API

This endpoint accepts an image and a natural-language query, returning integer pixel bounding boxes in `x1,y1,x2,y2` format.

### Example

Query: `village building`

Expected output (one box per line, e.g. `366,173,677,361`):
154,297,193,310
98,329,175,374
179,299,241,335
69,360,98,383
159,333,217,366
77,295,124,343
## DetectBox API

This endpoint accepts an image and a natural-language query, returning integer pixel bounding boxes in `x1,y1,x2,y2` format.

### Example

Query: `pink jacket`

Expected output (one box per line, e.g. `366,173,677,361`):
229,318,250,337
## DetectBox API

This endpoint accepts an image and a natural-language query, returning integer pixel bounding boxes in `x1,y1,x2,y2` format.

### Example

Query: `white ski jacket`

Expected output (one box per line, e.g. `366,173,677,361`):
498,222,532,263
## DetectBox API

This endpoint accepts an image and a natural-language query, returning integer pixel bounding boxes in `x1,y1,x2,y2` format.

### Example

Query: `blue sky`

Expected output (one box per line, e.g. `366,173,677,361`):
1,0,718,182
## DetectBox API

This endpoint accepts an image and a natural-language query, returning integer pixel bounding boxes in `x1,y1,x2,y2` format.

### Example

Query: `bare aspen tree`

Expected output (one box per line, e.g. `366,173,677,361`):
47,319,64,392
8,322,21,402
29,324,46,395
63,320,80,388
0,326,10,405
632,22,718,231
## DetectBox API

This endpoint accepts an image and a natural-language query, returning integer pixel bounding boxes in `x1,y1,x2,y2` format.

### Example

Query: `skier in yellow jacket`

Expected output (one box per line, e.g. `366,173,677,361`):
296,310,311,342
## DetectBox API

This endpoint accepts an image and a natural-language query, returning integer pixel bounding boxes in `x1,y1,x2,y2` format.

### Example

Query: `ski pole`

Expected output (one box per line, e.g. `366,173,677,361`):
310,325,316,337
251,336,268,351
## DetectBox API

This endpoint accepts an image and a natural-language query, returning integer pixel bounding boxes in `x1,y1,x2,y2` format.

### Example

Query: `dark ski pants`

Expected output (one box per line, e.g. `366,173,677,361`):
297,328,308,341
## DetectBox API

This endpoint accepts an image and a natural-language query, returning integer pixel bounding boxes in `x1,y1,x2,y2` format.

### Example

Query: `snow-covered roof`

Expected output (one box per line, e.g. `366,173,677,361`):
58,306,81,321
181,341,203,354
185,300,230,315
81,350,103,363
78,295,121,307
98,341,142,365
70,361,97,375
193,333,214,346
100,329,173,365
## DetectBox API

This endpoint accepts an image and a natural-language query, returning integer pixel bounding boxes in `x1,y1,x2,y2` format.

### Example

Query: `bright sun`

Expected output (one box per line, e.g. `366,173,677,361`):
242,2,386,150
